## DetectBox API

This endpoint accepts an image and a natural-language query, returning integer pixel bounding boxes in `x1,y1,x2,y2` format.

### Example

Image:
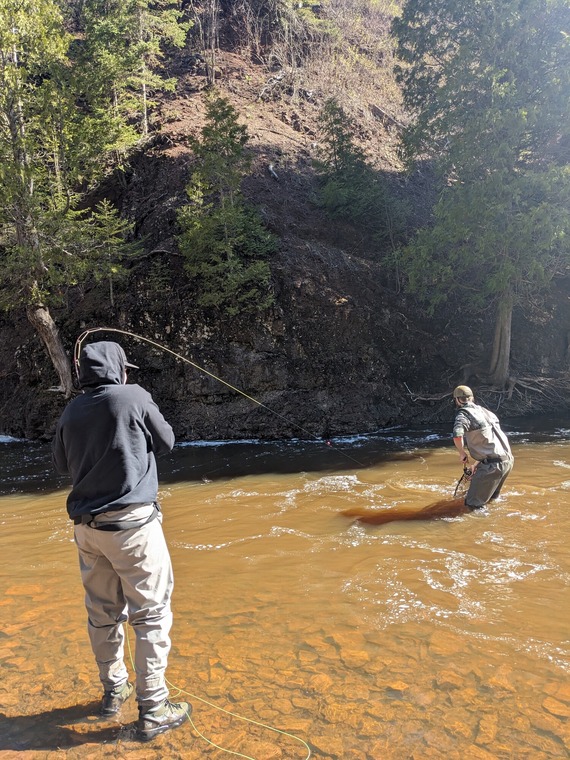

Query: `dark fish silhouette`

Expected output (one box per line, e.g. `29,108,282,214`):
342,497,470,525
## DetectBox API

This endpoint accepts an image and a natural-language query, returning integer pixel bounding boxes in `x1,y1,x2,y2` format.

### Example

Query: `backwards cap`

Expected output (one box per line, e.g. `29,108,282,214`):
453,385,473,399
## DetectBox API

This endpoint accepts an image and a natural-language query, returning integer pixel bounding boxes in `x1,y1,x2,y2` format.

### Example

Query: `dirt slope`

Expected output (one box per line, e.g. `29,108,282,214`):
1,43,569,440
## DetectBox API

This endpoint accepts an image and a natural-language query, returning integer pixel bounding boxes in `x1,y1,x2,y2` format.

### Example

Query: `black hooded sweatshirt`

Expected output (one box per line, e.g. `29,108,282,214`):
52,341,175,519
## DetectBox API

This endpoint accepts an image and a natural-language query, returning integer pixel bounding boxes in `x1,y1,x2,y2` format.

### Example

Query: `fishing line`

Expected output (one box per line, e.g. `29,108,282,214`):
125,630,312,759
74,326,365,468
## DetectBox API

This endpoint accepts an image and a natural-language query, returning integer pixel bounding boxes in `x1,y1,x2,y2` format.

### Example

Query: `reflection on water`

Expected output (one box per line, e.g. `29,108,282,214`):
0,420,569,758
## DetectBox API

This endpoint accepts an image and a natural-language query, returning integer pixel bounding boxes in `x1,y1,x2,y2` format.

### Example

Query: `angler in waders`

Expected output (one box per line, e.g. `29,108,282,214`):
52,341,190,741
452,385,514,509
342,385,514,525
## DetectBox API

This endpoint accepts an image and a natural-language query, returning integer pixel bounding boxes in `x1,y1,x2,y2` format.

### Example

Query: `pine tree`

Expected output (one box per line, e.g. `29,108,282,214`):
79,0,191,137
0,0,139,394
393,0,570,388
177,92,276,315
316,98,406,248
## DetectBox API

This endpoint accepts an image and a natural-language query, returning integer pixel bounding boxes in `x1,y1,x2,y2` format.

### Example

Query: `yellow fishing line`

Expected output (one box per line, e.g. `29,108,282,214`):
125,628,311,759
75,327,270,411
74,326,365,468
76,325,347,756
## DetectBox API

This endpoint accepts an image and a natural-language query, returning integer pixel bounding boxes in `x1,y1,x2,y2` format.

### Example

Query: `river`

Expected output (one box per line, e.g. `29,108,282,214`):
0,418,569,759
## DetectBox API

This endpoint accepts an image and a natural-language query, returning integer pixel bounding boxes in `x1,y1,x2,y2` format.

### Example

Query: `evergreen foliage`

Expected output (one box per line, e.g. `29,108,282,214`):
77,0,192,137
0,0,141,392
316,98,406,248
393,0,569,174
400,168,570,313
0,0,138,297
177,92,276,316
392,0,570,386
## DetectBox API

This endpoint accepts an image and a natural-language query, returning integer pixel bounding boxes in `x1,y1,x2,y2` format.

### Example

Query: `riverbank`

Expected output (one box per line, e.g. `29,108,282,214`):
2,269,570,443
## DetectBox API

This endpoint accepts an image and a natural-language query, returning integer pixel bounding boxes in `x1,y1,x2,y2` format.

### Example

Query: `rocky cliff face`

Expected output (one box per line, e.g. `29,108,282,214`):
3,229,570,442
0,248,432,441
2,49,570,441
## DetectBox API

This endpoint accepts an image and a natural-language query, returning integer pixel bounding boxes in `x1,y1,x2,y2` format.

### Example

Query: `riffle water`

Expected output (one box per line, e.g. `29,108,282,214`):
0,419,569,759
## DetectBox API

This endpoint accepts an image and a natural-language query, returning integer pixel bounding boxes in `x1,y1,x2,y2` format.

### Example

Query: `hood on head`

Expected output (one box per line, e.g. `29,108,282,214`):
78,341,137,387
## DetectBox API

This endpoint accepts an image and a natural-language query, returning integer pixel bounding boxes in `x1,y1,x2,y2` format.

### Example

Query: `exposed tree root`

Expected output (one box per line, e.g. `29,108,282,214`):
404,374,570,415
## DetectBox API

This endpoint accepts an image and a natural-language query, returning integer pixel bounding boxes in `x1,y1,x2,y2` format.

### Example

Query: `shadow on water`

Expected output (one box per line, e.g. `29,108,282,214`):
0,702,132,750
1,415,569,758
0,430,447,497
1,414,570,496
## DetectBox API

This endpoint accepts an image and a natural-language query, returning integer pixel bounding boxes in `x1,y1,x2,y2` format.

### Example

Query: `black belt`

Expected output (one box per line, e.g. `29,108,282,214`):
73,504,159,531
479,456,511,465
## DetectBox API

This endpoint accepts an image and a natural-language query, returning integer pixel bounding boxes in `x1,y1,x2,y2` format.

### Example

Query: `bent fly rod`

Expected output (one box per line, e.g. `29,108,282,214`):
74,326,366,468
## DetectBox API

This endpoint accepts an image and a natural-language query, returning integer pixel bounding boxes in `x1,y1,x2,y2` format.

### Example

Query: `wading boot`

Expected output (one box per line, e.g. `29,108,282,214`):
135,699,191,742
100,681,134,717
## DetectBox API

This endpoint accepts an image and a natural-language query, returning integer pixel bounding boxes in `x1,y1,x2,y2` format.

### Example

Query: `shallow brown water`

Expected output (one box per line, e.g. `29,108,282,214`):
0,429,569,759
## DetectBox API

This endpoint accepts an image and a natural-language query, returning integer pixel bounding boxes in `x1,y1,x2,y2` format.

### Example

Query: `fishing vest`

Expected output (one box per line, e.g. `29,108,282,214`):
453,403,512,462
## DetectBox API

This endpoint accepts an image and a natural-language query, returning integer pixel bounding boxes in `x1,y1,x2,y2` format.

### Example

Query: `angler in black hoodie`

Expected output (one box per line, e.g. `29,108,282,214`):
52,341,190,741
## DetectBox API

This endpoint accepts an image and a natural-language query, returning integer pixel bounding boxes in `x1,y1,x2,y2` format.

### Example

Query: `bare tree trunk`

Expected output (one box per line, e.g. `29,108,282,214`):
488,291,513,389
141,69,148,137
17,209,74,397
26,300,73,397
190,0,219,87
206,0,219,87
137,6,149,137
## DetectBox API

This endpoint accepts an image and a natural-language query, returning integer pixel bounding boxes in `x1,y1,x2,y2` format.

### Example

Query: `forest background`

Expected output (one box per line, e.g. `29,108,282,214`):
0,0,569,441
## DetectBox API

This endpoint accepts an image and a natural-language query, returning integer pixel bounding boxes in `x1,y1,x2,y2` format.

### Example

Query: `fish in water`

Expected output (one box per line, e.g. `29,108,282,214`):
342,497,470,525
